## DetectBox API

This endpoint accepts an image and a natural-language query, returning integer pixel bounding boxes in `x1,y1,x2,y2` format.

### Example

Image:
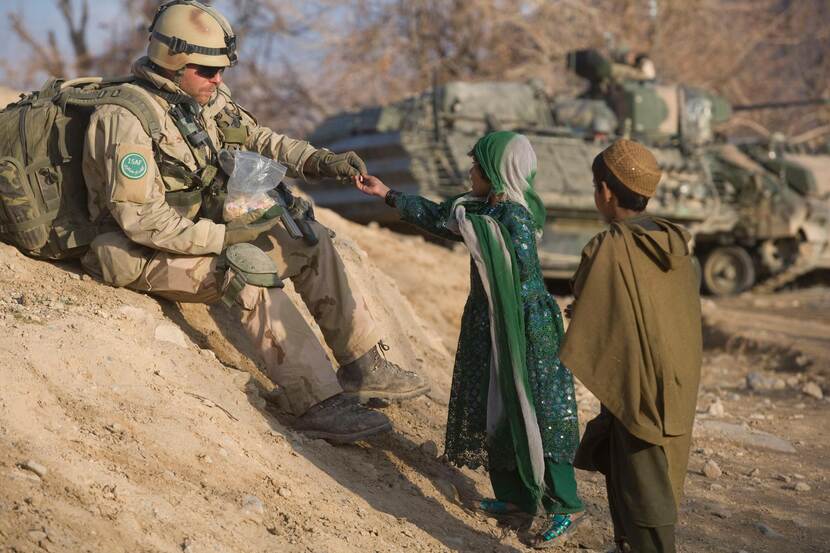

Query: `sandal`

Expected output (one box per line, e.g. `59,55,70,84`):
478,498,521,515
531,513,586,549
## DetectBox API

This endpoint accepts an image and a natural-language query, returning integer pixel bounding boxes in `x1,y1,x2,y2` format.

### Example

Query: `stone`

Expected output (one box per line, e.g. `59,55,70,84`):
278,487,292,498
792,482,811,492
802,382,823,400
694,420,796,453
118,305,150,320
702,460,722,479
241,494,265,517
710,505,731,519
747,468,760,477
420,440,439,458
154,323,189,348
28,530,48,542
19,460,47,479
755,523,782,538
786,376,800,388
433,478,460,504
746,372,773,391
771,379,786,391
707,399,725,417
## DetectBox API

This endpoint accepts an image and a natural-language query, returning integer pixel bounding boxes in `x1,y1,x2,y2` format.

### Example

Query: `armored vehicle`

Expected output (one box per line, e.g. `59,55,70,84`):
306,50,830,295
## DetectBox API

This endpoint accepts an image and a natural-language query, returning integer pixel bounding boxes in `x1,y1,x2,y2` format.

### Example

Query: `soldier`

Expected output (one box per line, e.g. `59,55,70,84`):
80,0,429,443
610,52,656,83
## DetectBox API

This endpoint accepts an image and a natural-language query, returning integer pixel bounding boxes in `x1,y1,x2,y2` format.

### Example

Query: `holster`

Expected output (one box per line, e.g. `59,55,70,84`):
216,243,283,307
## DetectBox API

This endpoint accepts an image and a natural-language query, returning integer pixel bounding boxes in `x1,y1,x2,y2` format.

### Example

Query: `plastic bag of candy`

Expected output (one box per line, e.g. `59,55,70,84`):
220,150,287,221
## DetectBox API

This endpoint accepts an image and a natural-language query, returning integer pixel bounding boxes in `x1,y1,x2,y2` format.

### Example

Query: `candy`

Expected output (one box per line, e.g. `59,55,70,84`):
223,193,277,221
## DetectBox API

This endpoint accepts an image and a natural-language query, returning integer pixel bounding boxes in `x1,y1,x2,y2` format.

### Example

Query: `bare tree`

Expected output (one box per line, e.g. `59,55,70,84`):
3,0,826,138
5,0,91,83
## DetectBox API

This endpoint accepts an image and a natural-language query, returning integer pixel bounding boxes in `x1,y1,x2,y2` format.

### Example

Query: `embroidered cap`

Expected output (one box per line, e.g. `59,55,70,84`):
601,139,661,198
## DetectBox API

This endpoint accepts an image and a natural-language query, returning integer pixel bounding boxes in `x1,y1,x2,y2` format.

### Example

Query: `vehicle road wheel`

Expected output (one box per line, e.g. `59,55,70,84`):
702,246,756,296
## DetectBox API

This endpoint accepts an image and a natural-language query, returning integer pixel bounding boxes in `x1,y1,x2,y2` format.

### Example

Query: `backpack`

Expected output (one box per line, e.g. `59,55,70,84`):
0,76,162,259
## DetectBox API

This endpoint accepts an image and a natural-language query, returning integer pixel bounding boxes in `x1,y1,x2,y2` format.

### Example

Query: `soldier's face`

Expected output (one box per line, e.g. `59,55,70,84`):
180,64,225,105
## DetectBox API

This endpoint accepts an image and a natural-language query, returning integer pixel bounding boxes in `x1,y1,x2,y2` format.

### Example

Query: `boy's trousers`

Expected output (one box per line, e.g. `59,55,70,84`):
576,408,677,553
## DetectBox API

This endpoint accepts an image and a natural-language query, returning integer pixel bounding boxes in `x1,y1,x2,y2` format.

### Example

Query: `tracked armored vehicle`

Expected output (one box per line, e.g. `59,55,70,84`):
306,50,830,295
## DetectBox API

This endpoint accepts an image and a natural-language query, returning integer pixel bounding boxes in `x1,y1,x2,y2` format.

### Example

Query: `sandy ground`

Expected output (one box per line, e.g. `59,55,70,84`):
0,206,828,553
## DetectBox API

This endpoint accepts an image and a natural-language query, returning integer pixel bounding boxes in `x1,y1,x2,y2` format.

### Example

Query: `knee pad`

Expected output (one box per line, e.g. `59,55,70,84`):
218,243,283,306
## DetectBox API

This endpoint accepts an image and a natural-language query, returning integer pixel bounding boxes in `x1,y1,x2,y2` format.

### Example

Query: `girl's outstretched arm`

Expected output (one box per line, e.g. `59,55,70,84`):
353,175,462,241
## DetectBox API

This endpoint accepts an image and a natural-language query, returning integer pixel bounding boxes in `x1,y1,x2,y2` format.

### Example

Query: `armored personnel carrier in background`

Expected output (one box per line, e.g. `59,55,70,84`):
306,49,830,295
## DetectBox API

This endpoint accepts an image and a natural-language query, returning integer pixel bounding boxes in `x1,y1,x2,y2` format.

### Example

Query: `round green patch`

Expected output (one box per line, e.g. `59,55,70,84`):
119,152,148,180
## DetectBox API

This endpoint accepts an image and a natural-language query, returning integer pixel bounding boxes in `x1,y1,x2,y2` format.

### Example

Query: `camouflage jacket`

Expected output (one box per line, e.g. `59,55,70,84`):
82,57,317,284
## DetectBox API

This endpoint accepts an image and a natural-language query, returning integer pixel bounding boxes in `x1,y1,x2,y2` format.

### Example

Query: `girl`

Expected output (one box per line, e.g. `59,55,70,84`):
354,131,582,547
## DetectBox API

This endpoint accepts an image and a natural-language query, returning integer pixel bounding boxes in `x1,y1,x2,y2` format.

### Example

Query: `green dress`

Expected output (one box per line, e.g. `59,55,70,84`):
396,194,582,514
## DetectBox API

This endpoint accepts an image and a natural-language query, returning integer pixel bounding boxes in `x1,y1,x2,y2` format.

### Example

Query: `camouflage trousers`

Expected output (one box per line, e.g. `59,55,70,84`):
83,220,379,415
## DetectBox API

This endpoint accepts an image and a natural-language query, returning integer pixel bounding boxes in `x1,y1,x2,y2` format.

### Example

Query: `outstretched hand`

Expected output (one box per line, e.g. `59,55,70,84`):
353,174,390,199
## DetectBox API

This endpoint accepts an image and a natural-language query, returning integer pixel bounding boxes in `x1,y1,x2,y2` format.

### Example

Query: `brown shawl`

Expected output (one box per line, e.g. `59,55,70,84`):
561,216,702,446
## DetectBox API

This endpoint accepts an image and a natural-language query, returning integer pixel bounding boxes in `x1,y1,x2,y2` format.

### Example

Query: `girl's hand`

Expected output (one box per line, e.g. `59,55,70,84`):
564,302,574,320
353,174,390,198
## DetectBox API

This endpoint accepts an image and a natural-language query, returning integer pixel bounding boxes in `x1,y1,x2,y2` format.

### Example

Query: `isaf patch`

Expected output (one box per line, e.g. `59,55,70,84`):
111,143,154,204
119,152,148,180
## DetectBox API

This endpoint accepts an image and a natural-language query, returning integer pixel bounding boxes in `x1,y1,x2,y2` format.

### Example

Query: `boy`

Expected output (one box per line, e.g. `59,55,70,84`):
560,139,702,553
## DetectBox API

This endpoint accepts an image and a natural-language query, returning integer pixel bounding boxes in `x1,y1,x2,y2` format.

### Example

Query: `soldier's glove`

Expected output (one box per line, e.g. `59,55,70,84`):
305,149,367,180
222,205,282,249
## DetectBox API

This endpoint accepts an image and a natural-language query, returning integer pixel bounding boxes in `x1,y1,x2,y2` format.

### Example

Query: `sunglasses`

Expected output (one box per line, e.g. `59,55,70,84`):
189,64,224,79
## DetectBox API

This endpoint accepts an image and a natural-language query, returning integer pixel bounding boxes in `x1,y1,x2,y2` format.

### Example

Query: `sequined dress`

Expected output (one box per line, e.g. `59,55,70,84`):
396,194,580,470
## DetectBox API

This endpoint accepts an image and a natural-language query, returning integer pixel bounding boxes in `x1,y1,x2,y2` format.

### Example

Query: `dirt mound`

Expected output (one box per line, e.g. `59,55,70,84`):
0,208,523,552
1,207,829,552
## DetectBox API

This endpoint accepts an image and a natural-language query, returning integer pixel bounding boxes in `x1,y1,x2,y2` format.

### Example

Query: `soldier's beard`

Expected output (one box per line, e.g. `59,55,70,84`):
194,87,216,105
182,84,216,106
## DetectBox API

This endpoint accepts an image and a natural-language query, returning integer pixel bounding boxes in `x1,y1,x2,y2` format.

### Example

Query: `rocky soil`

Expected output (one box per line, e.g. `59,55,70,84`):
0,206,828,553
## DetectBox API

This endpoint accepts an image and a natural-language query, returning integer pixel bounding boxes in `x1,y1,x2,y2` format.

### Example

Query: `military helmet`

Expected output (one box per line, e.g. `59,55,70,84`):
147,0,238,71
